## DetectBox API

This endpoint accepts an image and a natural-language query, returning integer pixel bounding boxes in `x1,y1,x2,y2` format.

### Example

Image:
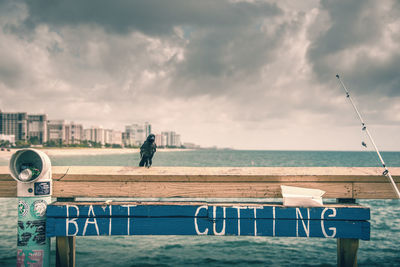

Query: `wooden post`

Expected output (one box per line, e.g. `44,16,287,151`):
56,237,75,267
337,198,358,267
56,198,76,267
337,238,359,267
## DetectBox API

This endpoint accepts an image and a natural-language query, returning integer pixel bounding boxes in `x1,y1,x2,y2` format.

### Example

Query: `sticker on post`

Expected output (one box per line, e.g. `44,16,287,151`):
17,249,44,267
31,200,47,218
18,220,47,246
18,200,29,217
34,182,50,195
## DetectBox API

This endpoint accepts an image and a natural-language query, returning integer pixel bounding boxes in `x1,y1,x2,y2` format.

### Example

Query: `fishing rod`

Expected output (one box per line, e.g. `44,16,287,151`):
336,74,400,199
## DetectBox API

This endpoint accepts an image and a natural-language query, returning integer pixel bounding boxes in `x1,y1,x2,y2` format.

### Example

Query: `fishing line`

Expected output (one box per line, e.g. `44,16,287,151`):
336,74,400,199
57,166,70,181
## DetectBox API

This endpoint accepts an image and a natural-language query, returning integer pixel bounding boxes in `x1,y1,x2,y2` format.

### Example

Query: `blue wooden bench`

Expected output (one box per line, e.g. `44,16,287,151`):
47,202,370,240
46,200,370,267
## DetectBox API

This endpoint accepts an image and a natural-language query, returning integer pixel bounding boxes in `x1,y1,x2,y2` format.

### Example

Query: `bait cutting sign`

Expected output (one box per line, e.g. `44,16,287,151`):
46,203,370,240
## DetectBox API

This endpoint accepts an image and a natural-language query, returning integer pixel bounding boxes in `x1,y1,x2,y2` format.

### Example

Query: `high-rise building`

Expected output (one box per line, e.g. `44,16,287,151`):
122,132,135,147
48,120,84,145
161,132,169,146
173,133,181,147
95,128,105,145
84,127,105,145
65,122,83,145
144,122,151,137
125,123,147,146
28,114,48,144
104,129,113,145
112,130,122,146
155,134,162,147
0,111,28,142
47,120,66,144
103,129,123,146
160,131,181,147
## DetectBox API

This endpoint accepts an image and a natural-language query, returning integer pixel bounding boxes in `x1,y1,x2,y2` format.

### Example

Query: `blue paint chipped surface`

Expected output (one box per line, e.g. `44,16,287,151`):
46,203,370,240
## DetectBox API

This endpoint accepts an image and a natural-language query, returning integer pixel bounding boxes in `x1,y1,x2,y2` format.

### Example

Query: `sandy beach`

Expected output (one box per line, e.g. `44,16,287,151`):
0,147,190,161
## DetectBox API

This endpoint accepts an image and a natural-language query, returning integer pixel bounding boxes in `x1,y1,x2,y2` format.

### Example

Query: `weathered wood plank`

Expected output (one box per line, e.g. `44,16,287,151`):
52,181,352,198
46,202,371,220
353,182,400,199
1,166,400,182
0,180,16,197
48,166,400,182
1,166,399,198
47,217,370,240
46,203,370,240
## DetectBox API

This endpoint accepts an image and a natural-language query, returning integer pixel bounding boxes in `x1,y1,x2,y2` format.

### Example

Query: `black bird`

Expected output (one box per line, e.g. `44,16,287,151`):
139,134,157,168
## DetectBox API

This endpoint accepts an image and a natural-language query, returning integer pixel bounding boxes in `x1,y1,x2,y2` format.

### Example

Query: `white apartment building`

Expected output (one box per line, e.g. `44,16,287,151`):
112,130,122,145
84,127,105,145
104,129,122,146
155,134,163,146
47,120,66,144
65,122,83,145
27,114,48,144
0,111,49,144
122,132,135,147
144,122,151,137
0,111,28,142
48,120,84,145
161,131,181,147
125,123,152,146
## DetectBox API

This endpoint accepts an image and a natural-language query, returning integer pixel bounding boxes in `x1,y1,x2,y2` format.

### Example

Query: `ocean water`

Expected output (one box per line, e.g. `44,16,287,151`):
1,150,399,266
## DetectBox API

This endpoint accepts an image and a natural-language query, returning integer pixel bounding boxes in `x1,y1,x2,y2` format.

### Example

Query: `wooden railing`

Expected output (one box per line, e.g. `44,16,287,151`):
1,166,399,199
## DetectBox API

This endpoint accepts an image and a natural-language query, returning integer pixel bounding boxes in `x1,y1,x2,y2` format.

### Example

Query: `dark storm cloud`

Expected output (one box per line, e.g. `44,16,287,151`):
171,24,285,97
23,0,280,35
0,0,27,88
16,0,283,99
307,0,400,96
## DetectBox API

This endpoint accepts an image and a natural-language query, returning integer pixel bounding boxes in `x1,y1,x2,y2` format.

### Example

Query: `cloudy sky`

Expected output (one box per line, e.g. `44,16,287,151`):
0,0,399,150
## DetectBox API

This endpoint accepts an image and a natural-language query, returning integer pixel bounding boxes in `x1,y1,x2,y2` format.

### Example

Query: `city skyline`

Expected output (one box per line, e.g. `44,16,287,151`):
0,1,399,151
0,109,185,147
0,108,183,143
